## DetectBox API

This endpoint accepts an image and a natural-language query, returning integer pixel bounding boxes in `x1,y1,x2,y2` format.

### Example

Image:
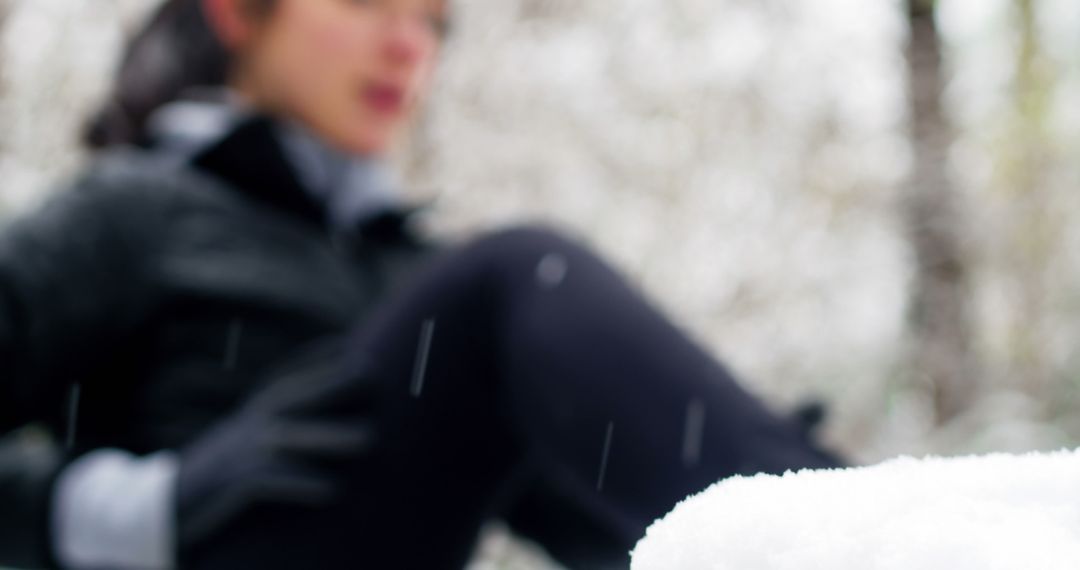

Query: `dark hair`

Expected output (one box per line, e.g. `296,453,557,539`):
87,0,448,149
84,0,239,149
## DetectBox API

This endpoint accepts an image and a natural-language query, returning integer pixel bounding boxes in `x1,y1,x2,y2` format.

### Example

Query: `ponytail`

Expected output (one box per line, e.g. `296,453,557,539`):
84,0,232,149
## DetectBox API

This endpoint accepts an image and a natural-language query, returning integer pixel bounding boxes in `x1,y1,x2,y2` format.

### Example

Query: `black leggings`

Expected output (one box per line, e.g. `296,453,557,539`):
196,226,841,569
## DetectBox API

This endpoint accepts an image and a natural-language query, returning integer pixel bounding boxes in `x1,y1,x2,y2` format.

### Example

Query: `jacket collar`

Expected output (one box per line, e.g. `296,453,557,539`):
190,116,328,229
144,91,419,238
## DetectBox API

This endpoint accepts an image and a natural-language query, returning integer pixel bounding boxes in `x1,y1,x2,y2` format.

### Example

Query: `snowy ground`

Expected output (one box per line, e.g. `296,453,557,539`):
632,449,1080,570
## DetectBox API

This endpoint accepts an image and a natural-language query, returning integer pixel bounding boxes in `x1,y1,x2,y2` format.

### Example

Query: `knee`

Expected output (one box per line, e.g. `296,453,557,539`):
463,224,589,285
465,224,581,258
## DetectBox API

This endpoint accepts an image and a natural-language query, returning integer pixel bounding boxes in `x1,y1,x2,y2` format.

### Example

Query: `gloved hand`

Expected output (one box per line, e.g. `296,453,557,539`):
0,431,63,570
792,400,828,435
176,341,378,557
0,343,377,569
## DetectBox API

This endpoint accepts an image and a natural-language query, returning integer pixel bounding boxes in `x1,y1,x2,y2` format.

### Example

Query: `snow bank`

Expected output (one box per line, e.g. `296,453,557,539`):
632,449,1080,569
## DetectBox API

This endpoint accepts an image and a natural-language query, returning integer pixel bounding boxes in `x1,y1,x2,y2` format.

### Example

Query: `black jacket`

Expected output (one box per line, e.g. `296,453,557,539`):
0,117,434,450
0,117,435,566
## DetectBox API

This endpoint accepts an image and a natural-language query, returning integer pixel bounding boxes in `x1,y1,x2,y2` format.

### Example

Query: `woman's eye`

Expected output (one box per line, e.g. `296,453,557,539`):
426,14,450,38
341,0,448,37
421,0,450,37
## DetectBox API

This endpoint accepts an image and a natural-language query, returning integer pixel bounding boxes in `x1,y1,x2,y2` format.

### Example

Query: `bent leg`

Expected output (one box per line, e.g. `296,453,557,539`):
191,226,842,569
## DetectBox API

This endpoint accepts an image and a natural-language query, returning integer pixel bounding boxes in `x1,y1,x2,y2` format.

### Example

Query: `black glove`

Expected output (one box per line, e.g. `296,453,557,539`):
0,431,63,570
789,399,848,468
176,341,378,557
792,400,828,436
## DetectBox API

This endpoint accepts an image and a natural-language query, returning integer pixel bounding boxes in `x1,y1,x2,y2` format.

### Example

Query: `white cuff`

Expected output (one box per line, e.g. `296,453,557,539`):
52,449,178,570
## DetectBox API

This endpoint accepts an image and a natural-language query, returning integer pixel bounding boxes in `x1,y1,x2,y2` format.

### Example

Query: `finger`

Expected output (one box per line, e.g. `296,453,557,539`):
179,486,256,550
250,472,340,507
179,473,340,551
269,421,375,458
247,361,378,419
280,357,384,418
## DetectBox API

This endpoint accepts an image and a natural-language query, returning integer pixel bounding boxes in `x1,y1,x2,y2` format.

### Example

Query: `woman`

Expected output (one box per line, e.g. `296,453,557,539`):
0,0,841,568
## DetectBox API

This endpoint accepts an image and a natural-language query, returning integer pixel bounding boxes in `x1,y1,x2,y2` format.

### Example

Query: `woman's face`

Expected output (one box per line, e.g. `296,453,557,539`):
233,0,447,156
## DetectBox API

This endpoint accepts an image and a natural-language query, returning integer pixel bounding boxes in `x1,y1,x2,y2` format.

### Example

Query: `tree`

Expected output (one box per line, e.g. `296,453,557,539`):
994,0,1060,398
902,0,979,425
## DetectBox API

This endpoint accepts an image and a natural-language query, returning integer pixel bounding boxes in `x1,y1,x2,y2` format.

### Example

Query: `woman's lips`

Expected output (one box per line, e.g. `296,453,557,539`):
363,84,406,115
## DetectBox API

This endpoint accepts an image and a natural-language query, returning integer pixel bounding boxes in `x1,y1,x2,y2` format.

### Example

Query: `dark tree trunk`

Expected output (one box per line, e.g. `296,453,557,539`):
903,0,979,425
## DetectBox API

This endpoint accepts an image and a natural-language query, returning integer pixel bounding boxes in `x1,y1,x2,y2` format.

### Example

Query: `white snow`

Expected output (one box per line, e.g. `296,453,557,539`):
632,449,1080,569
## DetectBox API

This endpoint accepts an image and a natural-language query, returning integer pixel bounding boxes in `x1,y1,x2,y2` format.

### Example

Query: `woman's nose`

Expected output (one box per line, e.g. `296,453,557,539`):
382,15,436,67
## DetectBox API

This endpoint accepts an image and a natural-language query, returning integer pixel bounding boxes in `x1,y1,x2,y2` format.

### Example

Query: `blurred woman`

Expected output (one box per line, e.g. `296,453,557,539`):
0,0,841,568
